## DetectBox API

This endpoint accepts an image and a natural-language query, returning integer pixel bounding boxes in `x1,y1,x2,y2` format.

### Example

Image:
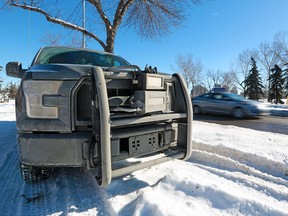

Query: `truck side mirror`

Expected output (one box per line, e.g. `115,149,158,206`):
6,62,25,78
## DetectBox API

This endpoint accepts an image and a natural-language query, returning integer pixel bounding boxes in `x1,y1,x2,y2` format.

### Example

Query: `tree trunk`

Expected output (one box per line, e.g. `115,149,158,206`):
105,29,116,53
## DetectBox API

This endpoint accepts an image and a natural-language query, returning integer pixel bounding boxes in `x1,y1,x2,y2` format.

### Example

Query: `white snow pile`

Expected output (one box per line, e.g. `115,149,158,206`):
261,100,288,117
0,100,287,216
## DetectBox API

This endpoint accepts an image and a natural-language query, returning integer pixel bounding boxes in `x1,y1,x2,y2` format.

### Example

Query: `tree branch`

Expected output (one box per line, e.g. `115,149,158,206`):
113,0,134,30
10,2,106,49
87,0,111,29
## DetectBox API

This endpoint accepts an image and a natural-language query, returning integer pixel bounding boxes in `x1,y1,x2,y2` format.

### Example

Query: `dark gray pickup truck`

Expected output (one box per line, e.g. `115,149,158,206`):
6,46,192,186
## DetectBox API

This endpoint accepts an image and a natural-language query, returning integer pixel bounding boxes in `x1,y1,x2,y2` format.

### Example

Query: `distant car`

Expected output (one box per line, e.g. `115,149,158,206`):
192,92,261,118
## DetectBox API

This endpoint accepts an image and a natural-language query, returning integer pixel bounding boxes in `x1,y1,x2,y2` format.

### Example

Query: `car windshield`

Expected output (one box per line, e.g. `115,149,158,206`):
32,47,130,67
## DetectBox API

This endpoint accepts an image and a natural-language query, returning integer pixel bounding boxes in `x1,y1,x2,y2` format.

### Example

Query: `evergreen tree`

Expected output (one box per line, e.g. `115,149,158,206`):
269,64,285,104
283,63,288,97
244,57,264,101
8,82,18,99
0,78,3,92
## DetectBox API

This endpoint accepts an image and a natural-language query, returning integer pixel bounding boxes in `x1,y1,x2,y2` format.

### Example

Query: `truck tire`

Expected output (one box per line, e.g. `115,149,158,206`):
20,163,51,182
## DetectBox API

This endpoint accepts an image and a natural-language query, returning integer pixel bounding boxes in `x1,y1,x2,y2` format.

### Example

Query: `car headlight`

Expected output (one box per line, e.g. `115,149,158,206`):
23,80,62,119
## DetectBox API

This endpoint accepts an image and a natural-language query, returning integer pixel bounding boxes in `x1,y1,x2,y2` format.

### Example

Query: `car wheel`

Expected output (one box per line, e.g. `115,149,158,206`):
193,105,201,115
232,108,245,118
20,163,51,182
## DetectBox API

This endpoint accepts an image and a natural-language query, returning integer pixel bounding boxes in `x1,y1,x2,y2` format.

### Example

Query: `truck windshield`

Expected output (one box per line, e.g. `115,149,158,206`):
32,47,130,67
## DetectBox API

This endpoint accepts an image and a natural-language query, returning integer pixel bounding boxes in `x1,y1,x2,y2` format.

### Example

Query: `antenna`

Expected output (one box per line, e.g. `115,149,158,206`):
28,9,31,67
82,0,86,48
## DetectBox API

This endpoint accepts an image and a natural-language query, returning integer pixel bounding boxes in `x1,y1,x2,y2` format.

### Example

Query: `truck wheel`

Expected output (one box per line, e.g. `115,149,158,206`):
20,163,51,182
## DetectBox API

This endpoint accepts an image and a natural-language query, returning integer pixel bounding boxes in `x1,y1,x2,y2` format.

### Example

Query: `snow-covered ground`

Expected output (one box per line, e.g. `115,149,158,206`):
258,99,288,117
0,100,287,216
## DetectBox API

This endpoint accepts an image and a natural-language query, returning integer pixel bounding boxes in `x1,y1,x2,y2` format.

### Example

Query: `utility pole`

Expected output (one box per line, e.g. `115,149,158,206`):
82,0,86,48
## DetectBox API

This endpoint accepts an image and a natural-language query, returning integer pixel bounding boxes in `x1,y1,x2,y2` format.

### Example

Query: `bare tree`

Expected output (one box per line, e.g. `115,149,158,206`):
4,0,204,53
199,69,223,92
256,42,279,101
172,53,203,93
40,33,63,46
203,69,236,92
257,42,279,80
221,71,236,91
272,31,288,65
200,75,212,92
231,49,258,96
206,69,223,88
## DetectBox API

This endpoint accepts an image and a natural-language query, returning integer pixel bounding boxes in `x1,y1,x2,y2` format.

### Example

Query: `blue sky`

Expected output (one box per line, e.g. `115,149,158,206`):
1,0,288,85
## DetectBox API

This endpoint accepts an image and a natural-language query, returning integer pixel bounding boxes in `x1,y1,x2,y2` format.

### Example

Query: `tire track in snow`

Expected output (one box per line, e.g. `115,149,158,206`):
0,149,23,215
158,167,288,216
195,163,288,203
0,105,114,215
191,141,288,182
190,149,288,188
19,178,55,216
18,167,115,215
0,122,17,167
0,122,23,216
113,159,288,216
187,140,288,213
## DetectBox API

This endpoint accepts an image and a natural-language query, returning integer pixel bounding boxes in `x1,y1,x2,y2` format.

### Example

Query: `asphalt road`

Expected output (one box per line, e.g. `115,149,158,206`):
193,114,288,135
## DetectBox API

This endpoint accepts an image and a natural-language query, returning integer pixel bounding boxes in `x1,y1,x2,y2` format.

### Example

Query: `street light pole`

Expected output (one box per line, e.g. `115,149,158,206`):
82,0,86,48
